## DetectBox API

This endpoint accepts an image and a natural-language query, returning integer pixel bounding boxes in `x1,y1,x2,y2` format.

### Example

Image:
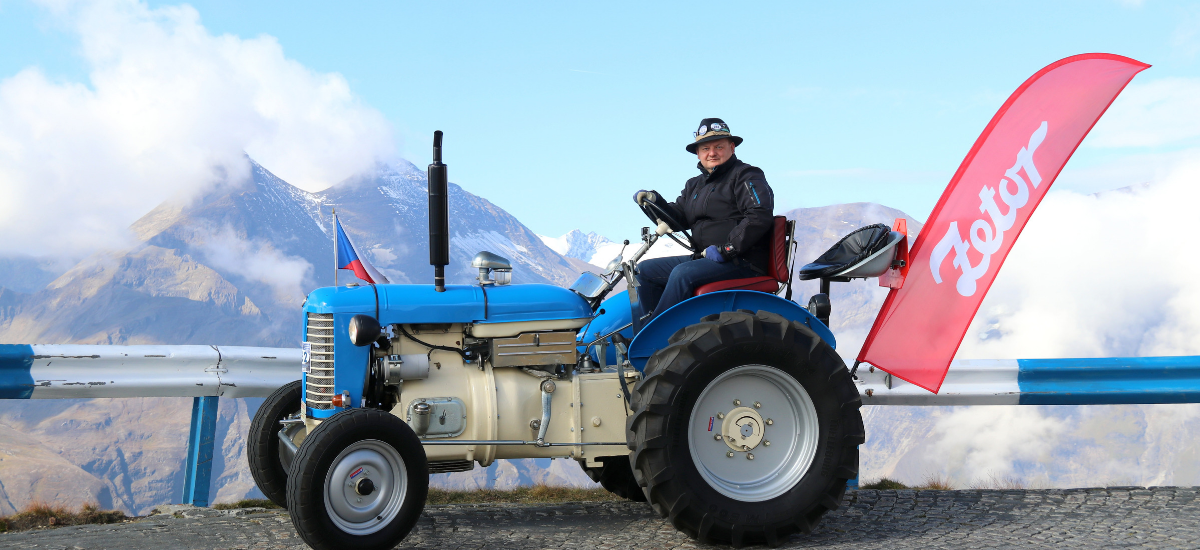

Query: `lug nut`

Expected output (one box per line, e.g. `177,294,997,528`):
733,399,741,406
766,418,774,425
747,453,755,460
754,401,762,409
726,451,734,458
717,412,724,419
764,440,771,447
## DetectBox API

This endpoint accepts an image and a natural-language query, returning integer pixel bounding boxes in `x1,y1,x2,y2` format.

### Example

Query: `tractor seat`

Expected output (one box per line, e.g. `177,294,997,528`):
695,216,793,296
797,224,902,280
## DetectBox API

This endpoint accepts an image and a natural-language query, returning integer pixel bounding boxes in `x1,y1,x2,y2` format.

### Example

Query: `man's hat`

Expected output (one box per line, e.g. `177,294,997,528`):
686,117,743,154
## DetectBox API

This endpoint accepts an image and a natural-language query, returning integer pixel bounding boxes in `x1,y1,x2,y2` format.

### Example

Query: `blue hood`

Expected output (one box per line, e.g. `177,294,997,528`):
304,283,591,325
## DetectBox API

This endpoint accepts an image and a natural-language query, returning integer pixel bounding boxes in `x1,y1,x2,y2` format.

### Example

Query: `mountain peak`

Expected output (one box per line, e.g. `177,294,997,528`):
539,230,614,262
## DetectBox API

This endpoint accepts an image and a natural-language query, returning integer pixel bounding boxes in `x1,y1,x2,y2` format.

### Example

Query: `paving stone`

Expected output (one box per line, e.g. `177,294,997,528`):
2,487,1199,549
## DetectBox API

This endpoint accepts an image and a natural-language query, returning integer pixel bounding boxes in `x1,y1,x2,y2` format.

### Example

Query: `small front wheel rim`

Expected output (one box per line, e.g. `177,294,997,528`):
323,439,407,535
687,364,820,502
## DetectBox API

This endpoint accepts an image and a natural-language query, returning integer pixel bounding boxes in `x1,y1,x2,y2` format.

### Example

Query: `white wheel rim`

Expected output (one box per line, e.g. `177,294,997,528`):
323,439,407,535
687,364,820,502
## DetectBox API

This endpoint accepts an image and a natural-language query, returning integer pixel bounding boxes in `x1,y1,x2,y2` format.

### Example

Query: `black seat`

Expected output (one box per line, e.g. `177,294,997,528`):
798,224,894,280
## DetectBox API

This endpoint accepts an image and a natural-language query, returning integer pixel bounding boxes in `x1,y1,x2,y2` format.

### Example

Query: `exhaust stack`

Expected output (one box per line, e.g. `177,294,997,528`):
428,131,449,292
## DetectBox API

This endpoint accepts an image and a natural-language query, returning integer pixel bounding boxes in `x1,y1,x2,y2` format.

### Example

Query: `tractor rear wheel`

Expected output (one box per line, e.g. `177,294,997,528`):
248,380,302,508
627,310,863,547
286,409,428,550
576,456,647,502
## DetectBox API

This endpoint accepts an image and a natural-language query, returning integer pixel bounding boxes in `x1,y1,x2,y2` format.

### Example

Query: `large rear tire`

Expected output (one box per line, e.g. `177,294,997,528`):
628,310,863,547
286,409,428,550
247,380,302,508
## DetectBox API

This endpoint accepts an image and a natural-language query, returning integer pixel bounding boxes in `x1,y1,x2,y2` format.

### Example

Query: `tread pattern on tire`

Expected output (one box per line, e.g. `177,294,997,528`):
627,310,864,547
247,380,302,508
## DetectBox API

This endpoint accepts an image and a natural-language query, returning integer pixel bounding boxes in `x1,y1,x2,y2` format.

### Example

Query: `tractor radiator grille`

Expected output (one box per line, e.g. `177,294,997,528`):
305,312,335,410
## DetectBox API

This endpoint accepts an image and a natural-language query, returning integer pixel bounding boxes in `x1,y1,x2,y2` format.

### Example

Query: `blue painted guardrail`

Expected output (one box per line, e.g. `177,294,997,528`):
855,356,1200,405
0,344,301,507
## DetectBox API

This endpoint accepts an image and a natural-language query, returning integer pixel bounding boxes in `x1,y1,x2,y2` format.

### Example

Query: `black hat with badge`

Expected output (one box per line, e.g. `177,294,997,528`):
686,117,743,154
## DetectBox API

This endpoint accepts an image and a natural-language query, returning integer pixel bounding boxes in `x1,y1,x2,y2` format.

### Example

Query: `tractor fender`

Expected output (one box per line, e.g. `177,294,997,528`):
626,290,835,372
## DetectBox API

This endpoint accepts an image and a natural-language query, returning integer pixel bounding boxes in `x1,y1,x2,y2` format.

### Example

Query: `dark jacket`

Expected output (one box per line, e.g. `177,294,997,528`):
651,155,775,271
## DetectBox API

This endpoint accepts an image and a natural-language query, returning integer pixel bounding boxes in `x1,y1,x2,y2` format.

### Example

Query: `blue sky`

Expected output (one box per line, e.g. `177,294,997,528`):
2,0,1199,243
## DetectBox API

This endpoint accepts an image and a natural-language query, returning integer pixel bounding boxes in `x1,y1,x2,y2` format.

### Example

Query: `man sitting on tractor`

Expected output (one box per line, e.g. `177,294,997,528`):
633,117,776,320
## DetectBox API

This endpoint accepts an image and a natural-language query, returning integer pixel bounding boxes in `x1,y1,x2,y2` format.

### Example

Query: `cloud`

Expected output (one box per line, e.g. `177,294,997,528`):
928,407,1066,483
196,225,312,301
958,162,1200,360
0,0,393,259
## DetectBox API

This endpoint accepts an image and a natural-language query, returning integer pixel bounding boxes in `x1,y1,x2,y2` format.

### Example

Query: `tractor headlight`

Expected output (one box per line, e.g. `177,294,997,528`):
348,315,382,347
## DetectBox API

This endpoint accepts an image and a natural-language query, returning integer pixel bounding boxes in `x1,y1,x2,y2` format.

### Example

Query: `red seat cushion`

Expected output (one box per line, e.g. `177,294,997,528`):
695,276,778,295
693,216,792,297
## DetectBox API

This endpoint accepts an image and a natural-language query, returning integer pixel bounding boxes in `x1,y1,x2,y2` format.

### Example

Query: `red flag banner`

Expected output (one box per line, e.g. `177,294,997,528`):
857,53,1150,393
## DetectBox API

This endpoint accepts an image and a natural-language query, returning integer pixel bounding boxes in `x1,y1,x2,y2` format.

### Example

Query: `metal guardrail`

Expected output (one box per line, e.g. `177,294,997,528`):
4,344,1200,504
856,356,1200,405
0,344,301,507
0,344,300,399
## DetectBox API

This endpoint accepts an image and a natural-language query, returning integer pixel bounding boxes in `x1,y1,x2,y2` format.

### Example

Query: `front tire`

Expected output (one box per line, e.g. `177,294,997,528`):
628,310,864,547
286,409,428,550
248,380,302,508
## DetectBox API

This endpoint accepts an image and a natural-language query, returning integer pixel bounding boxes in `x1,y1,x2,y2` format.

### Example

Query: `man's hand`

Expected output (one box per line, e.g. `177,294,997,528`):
703,245,727,264
633,190,657,206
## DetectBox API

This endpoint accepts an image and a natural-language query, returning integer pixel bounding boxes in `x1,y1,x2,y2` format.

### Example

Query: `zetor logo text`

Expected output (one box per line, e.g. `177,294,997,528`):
930,121,1048,297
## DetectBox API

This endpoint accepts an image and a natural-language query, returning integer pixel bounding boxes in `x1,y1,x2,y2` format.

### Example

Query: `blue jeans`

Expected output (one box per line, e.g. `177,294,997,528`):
634,255,758,320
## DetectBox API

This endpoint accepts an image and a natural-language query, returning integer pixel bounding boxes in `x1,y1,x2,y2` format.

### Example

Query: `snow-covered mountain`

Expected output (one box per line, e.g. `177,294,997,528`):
539,229,693,269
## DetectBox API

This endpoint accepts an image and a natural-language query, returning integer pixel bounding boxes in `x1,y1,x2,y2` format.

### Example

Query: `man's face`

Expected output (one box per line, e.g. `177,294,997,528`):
697,139,735,171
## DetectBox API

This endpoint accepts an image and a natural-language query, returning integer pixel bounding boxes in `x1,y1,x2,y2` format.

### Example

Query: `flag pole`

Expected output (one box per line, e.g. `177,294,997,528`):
332,207,338,287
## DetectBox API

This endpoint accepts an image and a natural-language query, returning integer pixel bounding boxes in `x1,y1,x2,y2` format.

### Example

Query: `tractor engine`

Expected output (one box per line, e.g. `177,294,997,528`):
298,258,634,472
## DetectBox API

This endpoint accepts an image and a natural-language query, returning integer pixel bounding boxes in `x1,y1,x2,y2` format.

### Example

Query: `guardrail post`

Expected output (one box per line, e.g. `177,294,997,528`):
182,396,219,507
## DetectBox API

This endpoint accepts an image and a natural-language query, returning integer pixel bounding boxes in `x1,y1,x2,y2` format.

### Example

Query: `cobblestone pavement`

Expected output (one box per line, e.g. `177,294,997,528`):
2,487,1197,549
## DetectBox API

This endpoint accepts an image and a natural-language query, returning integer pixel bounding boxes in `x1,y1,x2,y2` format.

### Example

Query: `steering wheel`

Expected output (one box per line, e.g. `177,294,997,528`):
639,199,696,252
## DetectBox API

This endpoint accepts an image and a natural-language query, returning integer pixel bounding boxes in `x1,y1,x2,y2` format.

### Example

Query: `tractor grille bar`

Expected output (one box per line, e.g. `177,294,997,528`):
305,313,335,410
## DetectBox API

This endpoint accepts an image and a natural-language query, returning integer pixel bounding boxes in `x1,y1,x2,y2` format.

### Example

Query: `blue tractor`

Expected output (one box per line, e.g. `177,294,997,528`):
248,133,902,549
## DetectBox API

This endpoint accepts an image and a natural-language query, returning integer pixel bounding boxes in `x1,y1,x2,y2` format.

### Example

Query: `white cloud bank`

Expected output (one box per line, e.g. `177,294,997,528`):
959,164,1200,360
0,0,393,258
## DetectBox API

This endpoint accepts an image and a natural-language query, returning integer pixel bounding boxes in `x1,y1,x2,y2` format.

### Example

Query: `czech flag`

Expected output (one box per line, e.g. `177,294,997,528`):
336,216,390,285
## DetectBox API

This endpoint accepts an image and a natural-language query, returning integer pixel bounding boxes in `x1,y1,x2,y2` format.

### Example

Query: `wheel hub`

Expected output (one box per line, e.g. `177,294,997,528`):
323,440,408,535
687,365,820,502
355,477,376,496
720,406,765,452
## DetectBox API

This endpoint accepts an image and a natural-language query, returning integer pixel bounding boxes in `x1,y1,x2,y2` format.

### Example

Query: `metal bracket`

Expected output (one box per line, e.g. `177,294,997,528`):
535,379,555,446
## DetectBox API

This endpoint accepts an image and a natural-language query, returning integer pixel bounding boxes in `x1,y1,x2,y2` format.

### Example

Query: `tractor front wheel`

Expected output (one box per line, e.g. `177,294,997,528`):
248,380,302,508
627,310,864,547
286,409,428,550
